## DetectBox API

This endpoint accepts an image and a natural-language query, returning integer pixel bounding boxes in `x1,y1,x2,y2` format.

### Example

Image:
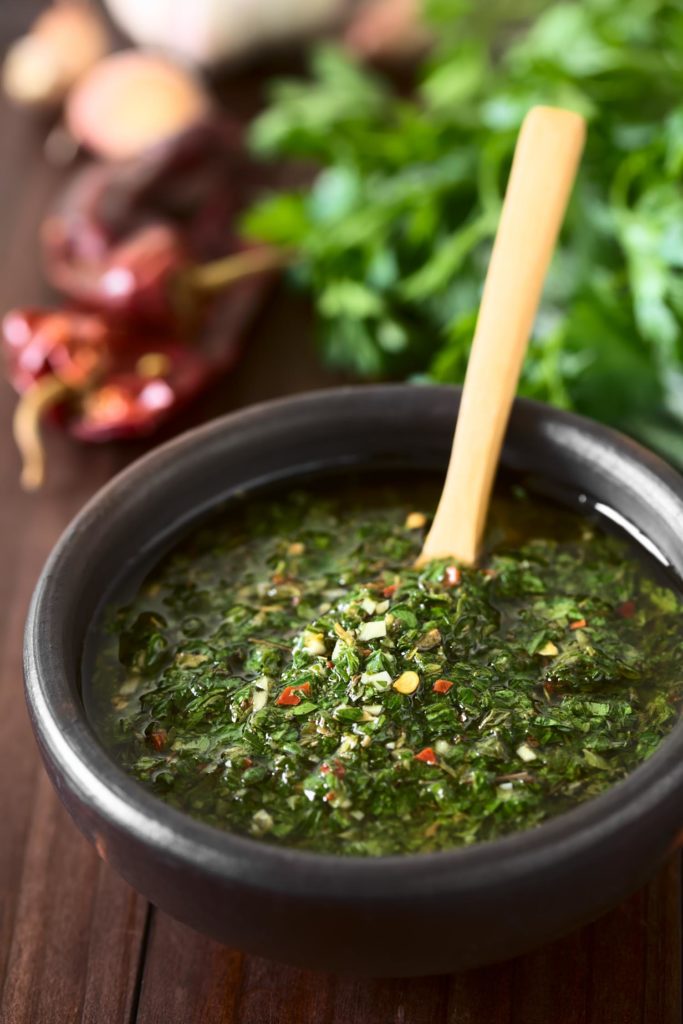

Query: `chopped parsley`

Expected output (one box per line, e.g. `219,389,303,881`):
87,480,683,856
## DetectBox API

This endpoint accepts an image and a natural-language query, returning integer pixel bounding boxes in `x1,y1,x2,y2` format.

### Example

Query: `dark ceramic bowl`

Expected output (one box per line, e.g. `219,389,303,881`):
24,385,683,976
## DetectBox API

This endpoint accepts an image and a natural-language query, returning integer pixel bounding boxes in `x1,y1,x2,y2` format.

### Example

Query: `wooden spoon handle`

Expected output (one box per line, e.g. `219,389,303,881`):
418,106,586,567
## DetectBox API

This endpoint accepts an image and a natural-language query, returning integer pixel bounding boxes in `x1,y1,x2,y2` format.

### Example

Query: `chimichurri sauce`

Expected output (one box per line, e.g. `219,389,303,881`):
86,478,683,856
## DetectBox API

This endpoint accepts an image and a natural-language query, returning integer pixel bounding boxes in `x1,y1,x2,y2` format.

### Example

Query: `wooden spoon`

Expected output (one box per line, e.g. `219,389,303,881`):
417,105,586,567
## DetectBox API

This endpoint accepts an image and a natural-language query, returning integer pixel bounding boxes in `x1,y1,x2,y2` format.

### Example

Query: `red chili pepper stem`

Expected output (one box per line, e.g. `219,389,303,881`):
13,375,73,491
180,246,293,297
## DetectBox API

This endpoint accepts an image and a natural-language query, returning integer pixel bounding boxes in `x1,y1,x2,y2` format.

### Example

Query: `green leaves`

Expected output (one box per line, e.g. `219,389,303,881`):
243,0,683,466
507,3,625,78
420,41,489,112
319,279,384,319
249,46,391,163
241,193,309,247
94,482,683,856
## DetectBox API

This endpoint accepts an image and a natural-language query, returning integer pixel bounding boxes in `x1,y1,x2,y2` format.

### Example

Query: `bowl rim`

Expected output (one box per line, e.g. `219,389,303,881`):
24,383,683,903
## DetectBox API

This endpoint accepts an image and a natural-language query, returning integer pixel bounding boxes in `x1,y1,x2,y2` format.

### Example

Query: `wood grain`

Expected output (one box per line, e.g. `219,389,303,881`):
130,866,682,1024
0,7,681,1023
136,914,243,1024
420,106,585,566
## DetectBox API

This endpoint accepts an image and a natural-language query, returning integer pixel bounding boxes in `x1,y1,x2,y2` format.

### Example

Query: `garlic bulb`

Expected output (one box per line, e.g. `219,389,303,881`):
102,0,354,67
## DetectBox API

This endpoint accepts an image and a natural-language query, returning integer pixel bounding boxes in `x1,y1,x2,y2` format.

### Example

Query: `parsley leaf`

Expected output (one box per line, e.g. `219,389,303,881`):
243,0,683,466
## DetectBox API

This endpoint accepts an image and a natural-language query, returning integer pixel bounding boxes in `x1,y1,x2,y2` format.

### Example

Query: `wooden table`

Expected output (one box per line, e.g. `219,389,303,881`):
0,8,681,1022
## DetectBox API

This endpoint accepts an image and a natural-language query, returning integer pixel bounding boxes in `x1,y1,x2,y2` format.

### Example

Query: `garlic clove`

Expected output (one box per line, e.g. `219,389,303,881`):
392,671,420,695
405,511,427,529
3,34,65,107
3,3,110,109
65,50,211,161
33,3,111,85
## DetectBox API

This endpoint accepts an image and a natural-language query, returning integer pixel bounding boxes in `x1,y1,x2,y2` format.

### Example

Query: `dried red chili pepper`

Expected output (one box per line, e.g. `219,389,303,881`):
3,308,110,488
415,747,438,764
3,307,108,393
42,120,241,258
44,221,190,325
3,119,290,490
40,118,252,325
70,342,211,441
2,287,261,488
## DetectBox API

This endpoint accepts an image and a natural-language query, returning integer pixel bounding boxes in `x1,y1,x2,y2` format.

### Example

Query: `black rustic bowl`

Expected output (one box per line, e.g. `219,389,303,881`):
24,385,683,977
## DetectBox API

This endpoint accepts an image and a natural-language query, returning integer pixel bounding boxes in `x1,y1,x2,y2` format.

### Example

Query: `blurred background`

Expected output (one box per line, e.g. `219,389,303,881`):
3,0,683,495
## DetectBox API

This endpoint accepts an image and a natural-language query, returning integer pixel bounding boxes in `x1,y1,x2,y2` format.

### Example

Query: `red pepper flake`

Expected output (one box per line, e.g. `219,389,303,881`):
570,619,587,630
149,728,167,752
277,689,301,706
617,600,636,619
415,747,438,765
331,759,346,779
320,762,331,774
326,660,335,669
323,791,336,803
444,566,461,588
433,678,454,694
382,584,398,598
242,756,254,768
276,682,311,706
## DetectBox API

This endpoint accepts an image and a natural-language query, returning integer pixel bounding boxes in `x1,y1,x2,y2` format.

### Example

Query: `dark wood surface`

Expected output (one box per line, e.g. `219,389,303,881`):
0,7,681,1022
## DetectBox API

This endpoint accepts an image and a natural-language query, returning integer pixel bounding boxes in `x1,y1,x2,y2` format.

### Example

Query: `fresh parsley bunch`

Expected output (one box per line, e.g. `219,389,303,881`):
244,0,683,465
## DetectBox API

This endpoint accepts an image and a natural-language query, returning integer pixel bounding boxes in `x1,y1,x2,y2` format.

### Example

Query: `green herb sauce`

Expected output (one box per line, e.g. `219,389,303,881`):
87,479,683,856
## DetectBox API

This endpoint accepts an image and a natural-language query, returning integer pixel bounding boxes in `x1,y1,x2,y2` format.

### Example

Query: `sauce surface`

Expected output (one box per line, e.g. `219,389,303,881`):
87,479,683,856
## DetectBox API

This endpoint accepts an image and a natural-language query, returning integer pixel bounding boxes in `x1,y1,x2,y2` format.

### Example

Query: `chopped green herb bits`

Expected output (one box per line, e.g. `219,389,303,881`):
87,479,683,856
